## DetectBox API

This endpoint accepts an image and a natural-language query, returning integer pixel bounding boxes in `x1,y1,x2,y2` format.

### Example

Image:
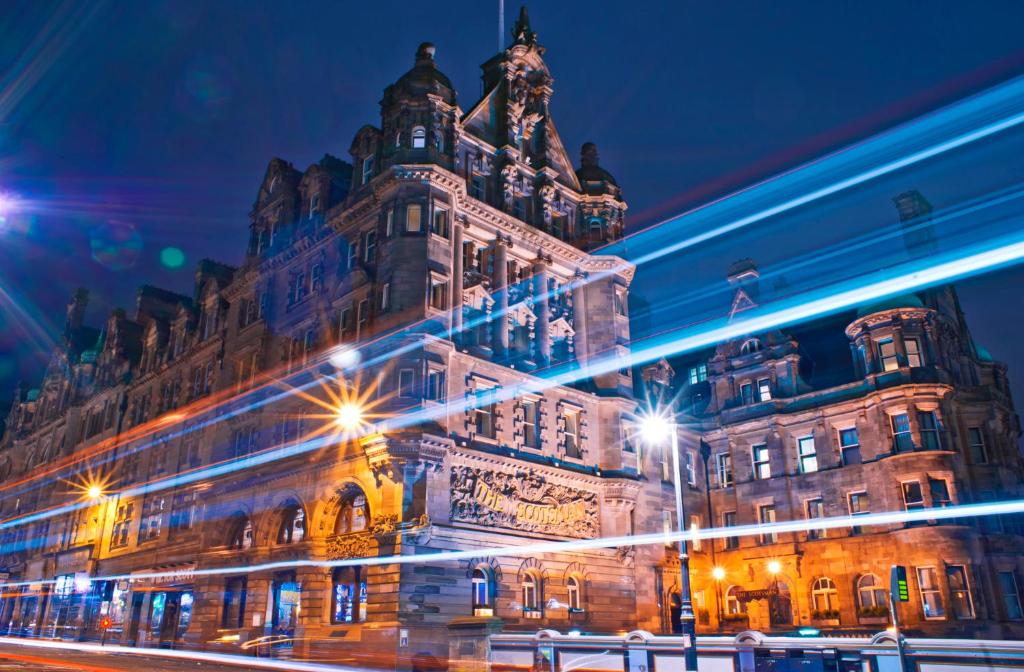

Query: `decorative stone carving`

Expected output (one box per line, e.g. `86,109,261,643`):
450,464,599,538
326,533,373,561
616,545,636,568
369,513,399,538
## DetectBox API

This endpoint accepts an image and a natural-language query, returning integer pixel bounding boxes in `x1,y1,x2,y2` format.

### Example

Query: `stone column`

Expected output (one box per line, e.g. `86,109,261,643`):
849,342,863,378
892,320,908,367
532,256,551,366
571,270,589,363
451,219,465,343
493,237,509,360
861,331,877,374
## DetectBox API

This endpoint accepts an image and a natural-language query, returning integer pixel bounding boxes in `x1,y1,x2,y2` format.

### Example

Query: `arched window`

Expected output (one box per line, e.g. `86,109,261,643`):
857,574,888,610
740,339,763,355
412,126,426,149
522,572,542,617
566,575,583,611
811,577,839,613
277,504,305,544
725,585,743,614
472,568,494,617
336,488,369,535
331,566,367,624
229,515,254,550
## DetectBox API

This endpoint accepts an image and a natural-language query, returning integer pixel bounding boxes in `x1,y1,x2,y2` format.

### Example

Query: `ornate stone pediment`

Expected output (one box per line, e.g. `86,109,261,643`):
326,533,373,561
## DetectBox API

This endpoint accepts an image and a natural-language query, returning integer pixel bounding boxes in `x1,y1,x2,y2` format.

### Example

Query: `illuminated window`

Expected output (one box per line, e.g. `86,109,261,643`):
336,490,368,534
332,566,367,623
946,565,974,619
684,451,696,486
406,203,422,232
811,577,838,613
472,568,494,617
759,505,776,544
917,566,945,619
522,573,542,617
567,575,583,611
848,491,869,535
797,436,817,473
757,378,772,401
752,444,770,480
412,126,426,149
878,338,899,371
906,337,923,367
725,586,743,614
563,408,581,458
857,574,887,610
891,413,913,452
688,364,707,385
522,399,540,449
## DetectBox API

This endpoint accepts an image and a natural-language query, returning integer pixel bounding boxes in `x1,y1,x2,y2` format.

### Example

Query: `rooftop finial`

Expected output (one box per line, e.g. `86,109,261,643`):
415,42,436,66
581,142,599,168
512,5,536,46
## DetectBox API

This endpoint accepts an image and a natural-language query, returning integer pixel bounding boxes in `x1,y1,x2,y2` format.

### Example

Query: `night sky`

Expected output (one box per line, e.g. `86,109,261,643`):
2,1,1024,412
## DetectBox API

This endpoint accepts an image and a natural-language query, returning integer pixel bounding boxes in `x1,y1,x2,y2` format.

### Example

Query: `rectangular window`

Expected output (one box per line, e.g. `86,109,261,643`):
757,378,772,401
385,208,394,237
723,511,738,550
563,409,581,459
338,308,353,342
380,282,391,312
797,436,818,473
740,382,754,405
806,498,825,540
919,411,940,450
470,175,485,200
662,510,674,549
902,481,925,510
891,413,913,452
613,287,627,316
906,337,923,367
473,384,496,440
967,427,988,464
752,444,770,480
361,156,374,185
848,491,869,535
111,503,134,549
689,514,701,552
684,451,696,486
138,496,164,543
406,204,422,232
347,240,358,270
222,577,247,628
716,453,733,488
169,490,197,532
398,369,415,398
688,364,708,385
431,207,449,238
839,427,861,465
309,193,320,217
363,230,377,263
357,299,369,334
917,567,945,619
425,368,445,402
522,399,540,449
929,478,951,507
946,565,975,619
759,505,777,545
999,571,1023,620
879,338,899,371
310,262,324,293
429,277,448,310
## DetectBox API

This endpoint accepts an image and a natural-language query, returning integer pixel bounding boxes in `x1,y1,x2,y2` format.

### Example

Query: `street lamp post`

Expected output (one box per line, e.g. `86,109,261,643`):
640,410,698,672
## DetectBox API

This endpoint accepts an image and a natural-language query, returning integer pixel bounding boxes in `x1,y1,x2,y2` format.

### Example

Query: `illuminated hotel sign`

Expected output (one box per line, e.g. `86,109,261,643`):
450,465,599,538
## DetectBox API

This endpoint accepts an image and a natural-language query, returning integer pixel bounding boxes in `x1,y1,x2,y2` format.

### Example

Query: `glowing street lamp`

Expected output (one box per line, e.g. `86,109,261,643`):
87,485,104,501
638,405,697,672
712,567,726,581
712,566,726,624
334,402,364,431
767,560,782,576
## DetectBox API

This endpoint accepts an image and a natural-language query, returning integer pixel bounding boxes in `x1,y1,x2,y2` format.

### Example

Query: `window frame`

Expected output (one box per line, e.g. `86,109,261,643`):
916,566,946,620
797,436,818,474
752,444,771,480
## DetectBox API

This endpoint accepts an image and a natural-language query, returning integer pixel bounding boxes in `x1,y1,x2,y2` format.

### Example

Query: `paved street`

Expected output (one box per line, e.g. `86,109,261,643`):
0,641,310,672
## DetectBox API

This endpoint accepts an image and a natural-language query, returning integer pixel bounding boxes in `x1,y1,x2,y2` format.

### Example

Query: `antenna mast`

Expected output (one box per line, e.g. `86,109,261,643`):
498,0,504,51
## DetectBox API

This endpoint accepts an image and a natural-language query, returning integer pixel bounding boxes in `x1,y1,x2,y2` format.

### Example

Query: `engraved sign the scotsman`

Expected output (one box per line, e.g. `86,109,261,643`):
450,465,599,538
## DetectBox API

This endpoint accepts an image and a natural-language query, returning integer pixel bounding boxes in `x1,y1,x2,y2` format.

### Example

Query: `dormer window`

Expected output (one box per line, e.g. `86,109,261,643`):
309,193,320,218
362,156,375,185
412,126,426,149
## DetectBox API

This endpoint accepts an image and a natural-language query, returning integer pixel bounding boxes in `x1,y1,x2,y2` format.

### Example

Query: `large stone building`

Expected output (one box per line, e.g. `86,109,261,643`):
652,190,1024,640
0,8,1021,669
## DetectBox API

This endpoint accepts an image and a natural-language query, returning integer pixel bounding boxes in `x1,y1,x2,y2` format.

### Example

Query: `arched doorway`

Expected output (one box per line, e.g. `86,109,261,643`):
668,592,682,634
768,581,792,628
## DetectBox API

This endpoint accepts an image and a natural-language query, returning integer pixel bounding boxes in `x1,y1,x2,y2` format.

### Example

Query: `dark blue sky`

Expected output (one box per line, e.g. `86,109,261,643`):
2,0,1024,408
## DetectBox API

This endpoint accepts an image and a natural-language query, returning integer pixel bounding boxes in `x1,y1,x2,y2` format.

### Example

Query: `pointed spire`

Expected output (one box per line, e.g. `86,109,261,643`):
512,5,537,46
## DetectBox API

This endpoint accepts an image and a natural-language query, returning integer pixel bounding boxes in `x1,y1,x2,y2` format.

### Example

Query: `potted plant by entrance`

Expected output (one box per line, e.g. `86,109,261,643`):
857,605,889,625
811,609,840,626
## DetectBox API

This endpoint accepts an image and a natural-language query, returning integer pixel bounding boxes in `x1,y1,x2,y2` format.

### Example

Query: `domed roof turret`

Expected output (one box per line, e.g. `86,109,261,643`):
575,142,620,196
855,293,924,318
384,43,456,106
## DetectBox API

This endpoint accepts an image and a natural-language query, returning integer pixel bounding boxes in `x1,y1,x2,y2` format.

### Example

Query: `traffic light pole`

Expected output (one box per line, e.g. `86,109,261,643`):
889,565,910,672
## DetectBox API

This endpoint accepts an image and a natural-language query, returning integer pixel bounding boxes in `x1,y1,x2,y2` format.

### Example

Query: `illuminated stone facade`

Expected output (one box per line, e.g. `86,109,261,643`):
656,198,1024,639
0,11,664,666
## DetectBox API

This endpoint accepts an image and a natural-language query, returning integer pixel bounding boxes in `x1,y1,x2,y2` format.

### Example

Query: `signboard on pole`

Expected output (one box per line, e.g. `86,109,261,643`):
890,565,909,602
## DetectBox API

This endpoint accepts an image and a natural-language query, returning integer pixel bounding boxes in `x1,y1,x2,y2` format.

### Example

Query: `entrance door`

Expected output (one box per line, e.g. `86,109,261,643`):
157,593,181,648
668,593,682,634
127,593,145,646
769,581,793,628
271,572,300,638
